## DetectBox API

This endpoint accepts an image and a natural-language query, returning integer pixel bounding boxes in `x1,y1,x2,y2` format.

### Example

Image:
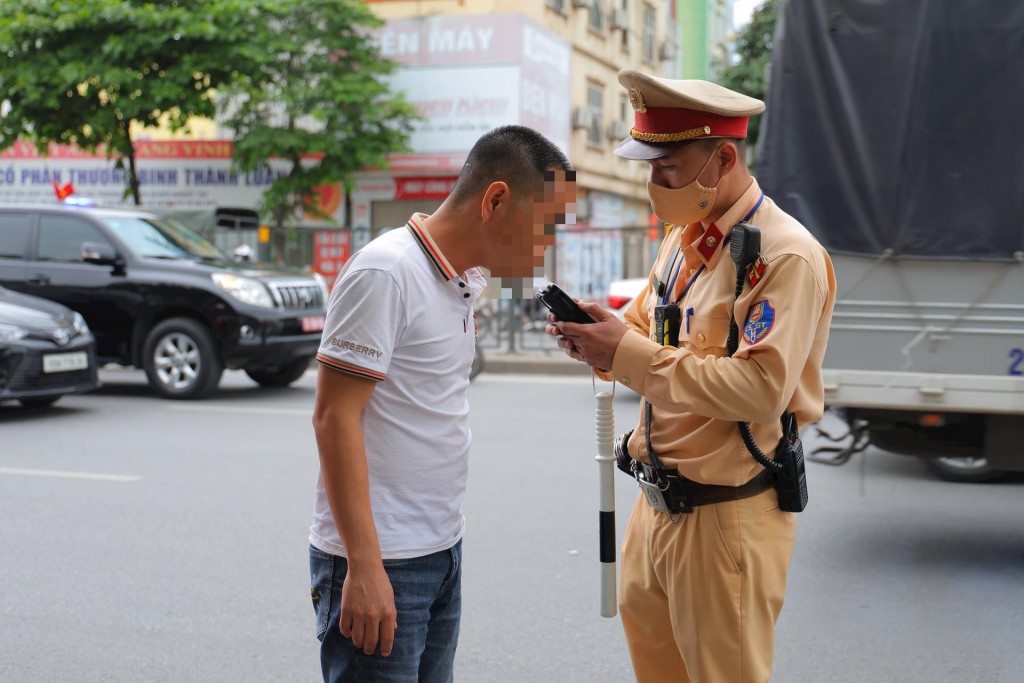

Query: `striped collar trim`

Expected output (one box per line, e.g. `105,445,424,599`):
406,214,458,281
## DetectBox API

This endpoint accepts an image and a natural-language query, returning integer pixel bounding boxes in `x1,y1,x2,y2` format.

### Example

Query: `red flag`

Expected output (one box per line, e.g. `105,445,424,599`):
52,180,75,201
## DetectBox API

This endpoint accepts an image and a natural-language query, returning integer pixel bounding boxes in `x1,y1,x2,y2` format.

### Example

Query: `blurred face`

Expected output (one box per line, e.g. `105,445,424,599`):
489,169,576,278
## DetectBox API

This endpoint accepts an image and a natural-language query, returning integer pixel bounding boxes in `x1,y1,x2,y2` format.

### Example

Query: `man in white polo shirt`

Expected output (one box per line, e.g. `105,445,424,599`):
309,125,574,683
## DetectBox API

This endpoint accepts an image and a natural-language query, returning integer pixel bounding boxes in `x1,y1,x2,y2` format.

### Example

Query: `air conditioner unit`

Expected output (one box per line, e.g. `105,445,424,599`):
607,120,631,140
571,107,592,129
659,40,677,61
610,9,629,31
572,0,592,8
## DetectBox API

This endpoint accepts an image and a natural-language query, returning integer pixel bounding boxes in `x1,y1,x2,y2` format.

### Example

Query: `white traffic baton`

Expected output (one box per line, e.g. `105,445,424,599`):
594,385,617,618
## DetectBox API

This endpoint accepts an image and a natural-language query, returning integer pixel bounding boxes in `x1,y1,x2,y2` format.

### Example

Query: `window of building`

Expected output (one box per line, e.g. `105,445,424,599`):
547,0,567,15
587,83,604,147
618,0,631,49
642,4,656,64
589,0,605,33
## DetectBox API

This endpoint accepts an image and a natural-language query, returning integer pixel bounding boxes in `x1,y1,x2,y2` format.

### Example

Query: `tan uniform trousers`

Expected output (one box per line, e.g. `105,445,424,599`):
619,487,796,683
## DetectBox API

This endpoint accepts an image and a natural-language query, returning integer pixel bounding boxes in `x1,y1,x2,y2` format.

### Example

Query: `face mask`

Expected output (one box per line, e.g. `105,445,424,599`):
647,145,721,226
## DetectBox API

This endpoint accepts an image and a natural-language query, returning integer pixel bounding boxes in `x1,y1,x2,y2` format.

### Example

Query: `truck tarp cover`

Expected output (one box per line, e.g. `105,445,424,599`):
757,0,1024,260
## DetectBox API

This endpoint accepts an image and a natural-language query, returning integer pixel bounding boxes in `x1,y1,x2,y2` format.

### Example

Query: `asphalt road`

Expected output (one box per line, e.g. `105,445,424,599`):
1,367,1022,682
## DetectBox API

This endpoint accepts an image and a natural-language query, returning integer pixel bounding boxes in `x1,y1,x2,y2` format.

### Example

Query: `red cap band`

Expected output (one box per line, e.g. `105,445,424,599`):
632,107,750,141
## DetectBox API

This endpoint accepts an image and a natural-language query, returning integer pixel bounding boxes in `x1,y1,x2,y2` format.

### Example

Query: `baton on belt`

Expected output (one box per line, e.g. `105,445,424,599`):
594,387,617,618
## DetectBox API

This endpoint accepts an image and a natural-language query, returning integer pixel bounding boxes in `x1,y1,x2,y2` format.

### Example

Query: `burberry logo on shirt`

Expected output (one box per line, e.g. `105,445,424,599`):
330,338,384,359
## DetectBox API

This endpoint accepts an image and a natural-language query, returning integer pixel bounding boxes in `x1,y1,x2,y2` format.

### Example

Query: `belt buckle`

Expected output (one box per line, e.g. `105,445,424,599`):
638,478,672,513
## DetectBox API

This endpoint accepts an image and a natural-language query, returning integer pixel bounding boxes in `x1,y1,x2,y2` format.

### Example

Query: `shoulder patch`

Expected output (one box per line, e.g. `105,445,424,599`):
742,300,776,345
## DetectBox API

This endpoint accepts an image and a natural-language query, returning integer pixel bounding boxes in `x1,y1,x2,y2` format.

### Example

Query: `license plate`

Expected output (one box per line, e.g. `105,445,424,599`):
43,351,89,373
302,315,325,333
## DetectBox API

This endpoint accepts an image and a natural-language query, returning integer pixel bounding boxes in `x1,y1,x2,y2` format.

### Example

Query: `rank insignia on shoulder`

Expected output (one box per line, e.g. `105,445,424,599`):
746,255,768,286
742,300,776,345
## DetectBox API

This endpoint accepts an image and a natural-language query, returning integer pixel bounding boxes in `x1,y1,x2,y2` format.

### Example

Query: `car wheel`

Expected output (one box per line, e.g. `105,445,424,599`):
143,317,223,399
245,358,310,387
18,396,61,408
920,456,1005,483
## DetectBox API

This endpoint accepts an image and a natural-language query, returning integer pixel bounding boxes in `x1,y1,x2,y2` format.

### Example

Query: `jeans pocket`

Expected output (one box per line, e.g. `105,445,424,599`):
309,546,335,642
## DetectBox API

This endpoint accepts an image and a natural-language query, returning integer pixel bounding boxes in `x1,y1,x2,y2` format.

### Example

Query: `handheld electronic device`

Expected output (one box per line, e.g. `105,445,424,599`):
535,284,595,325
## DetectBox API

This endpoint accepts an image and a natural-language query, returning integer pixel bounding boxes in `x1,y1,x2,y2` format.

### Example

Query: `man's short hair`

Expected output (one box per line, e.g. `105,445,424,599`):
449,125,572,206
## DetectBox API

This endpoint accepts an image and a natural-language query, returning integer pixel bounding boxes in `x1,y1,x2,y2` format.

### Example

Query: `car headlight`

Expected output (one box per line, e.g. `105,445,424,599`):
72,312,90,335
0,323,29,341
211,273,274,307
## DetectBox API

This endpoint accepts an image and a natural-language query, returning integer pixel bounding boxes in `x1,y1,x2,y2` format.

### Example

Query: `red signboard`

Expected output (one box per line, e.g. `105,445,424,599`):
313,231,351,286
394,176,458,200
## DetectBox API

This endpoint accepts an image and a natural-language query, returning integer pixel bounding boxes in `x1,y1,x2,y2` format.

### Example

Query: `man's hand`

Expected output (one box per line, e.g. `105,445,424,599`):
339,560,398,656
545,300,628,370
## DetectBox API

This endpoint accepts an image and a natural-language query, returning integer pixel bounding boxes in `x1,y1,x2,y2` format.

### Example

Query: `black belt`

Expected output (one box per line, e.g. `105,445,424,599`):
654,467,775,508
630,460,776,513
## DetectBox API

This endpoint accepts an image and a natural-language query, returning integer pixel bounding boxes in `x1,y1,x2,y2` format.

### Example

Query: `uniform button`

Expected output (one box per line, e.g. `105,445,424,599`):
705,236,717,247
622,377,631,386
463,293,470,298
459,282,466,288
639,425,645,434
688,268,696,276
696,333,706,343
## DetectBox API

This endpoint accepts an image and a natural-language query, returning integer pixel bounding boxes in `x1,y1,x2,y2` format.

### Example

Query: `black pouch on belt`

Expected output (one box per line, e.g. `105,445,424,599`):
773,415,809,512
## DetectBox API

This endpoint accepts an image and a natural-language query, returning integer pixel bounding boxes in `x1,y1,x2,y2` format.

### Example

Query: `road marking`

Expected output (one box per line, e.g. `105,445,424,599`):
0,467,141,482
167,405,311,416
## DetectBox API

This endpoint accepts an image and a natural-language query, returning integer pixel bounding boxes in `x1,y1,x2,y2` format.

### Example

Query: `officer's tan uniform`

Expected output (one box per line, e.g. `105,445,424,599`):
607,70,837,682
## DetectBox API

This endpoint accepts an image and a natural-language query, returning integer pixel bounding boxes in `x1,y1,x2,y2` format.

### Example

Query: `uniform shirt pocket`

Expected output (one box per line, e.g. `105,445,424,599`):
685,315,731,356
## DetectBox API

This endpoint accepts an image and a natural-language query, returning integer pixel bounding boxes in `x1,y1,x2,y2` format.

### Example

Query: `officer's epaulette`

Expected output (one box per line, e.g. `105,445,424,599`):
747,255,768,286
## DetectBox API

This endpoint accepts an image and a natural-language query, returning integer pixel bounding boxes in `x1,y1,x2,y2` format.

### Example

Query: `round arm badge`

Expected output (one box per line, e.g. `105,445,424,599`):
742,300,776,345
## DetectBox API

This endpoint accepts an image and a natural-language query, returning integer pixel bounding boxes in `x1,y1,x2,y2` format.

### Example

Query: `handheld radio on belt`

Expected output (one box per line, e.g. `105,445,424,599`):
729,224,809,513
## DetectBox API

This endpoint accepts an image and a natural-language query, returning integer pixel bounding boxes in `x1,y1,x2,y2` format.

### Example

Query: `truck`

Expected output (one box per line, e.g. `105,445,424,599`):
757,0,1024,481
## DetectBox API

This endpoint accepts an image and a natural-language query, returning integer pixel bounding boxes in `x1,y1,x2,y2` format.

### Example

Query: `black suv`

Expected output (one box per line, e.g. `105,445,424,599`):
0,205,327,399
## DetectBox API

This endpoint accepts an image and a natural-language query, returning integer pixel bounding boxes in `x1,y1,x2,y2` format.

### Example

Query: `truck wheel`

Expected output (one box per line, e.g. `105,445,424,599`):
920,456,1005,483
245,358,310,387
143,318,223,399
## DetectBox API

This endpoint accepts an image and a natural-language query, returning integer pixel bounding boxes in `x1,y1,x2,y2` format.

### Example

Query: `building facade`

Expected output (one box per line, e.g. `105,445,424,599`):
360,0,680,298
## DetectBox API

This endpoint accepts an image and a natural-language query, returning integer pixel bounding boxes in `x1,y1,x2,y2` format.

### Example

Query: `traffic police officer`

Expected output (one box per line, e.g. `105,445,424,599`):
549,70,837,682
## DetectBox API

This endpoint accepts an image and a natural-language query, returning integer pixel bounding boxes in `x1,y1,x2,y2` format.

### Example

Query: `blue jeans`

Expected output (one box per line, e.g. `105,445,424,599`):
309,541,462,683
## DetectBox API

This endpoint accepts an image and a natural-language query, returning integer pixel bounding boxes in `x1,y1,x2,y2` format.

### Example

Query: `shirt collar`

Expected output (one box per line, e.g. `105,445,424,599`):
406,213,459,282
683,178,763,271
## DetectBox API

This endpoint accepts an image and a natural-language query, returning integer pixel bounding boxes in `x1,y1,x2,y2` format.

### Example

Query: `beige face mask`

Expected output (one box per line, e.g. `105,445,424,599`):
647,145,722,226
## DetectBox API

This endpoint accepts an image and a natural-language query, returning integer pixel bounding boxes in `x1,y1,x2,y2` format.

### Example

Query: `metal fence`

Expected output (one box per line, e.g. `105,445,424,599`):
204,222,662,351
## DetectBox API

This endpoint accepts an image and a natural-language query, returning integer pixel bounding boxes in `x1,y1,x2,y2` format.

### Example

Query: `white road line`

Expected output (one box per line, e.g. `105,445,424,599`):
0,467,141,482
167,405,311,416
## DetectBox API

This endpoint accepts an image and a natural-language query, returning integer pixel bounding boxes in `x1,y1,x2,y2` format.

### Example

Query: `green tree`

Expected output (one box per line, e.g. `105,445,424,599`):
720,0,779,149
0,0,253,204
222,0,420,264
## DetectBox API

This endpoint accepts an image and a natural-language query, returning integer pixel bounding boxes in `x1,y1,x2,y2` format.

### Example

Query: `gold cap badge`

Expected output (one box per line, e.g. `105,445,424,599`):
628,87,647,113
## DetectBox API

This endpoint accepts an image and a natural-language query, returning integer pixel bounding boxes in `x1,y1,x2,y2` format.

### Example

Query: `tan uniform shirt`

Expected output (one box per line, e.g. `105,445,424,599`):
612,178,836,486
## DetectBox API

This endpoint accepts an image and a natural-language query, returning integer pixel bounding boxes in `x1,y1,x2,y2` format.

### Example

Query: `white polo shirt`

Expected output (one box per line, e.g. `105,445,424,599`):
310,214,486,560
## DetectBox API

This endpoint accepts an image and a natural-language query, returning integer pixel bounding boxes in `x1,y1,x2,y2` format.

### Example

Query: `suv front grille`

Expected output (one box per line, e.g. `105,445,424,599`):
269,282,324,310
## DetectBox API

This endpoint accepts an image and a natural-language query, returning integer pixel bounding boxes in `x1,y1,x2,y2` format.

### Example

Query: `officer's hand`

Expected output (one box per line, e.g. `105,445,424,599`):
339,561,398,657
554,301,628,371
545,310,586,363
